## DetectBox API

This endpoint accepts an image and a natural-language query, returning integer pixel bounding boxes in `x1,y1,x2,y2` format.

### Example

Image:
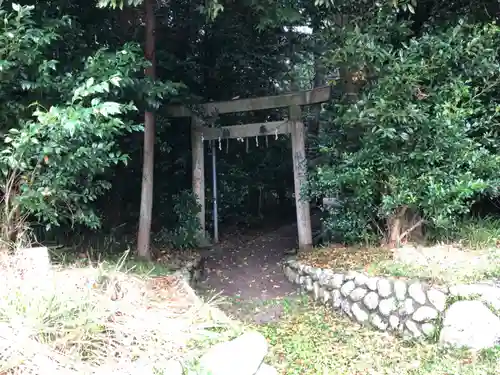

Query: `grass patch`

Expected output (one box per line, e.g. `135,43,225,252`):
49,246,176,277
255,297,500,375
365,253,500,285
0,249,240,374
446,216,500,249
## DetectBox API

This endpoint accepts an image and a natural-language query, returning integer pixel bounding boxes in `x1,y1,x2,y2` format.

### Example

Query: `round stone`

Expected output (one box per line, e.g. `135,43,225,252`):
412,306,438,322
313,282,322,300
332,289,342,308
427,288,447,312
283,267,293,282
399,298,415,316
370,313,388,330
350,287,368,302
363,291,380,310
303,265,313,275
318,270,334,286
312,268,323,281
408,282,427,305
323,290,331,304
305,277,314,291
421,323,436,336
377,278,393,298
394,280,407,301
341,299,353,317
345,270,358,280
341,280,356,297
379,297,396,316
389,315,400,330
405,320,422,338
352,302,369,323
331,273,345,289
354,273,370,286
366,277,379,291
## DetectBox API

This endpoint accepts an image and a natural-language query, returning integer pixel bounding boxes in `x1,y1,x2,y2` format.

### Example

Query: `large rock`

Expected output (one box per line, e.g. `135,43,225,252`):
439,300,500,350
255,363,278,375
449,283,500,311
198,331,268,375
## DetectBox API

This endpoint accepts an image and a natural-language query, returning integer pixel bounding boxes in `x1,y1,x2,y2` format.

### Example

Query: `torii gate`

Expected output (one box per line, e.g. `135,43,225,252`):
167,86,331,252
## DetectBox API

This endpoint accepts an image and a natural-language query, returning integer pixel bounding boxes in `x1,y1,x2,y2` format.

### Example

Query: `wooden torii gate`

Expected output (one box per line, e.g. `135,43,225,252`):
167,86,331,251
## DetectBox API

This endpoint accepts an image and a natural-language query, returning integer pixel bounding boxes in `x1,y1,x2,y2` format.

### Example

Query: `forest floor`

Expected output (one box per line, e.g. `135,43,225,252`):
197,222,301,324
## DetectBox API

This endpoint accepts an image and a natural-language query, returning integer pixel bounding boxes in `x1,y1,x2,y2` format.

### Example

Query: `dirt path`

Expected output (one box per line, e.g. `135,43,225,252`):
198,222,302,324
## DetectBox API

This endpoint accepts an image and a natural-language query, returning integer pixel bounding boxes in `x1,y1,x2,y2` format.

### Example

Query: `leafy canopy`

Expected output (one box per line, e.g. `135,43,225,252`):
312,13,500,244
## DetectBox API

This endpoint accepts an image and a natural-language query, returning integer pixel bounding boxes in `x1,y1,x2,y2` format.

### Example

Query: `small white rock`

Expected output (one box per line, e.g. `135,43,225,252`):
399,298,415,316
427,289,447,312
389,315,400,330
363,292,380,310
370,313,388,330
412,306,438,322
341,280,356,297
352,302,369,323
366,277,379,291
323,290,331,304
394,280,407,301
377,278,393,298
350,287,368,302
379,297,396,316
198,331,268,375
341,299,353,317
421,323,436,337
313,282,321,300
305,277,313,291
354,273,370,286
405,320,422,338
408,283,427,305
345,270,358,280
332,273,345,289
332,289,342,308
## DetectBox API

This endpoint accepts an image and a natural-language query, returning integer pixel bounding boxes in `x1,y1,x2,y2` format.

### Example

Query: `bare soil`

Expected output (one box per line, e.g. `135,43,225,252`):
198,222,301,324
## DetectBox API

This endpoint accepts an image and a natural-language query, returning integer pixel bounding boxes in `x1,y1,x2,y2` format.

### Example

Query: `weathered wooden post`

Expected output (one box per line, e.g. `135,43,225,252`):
289,104,313,251
191,116,205,238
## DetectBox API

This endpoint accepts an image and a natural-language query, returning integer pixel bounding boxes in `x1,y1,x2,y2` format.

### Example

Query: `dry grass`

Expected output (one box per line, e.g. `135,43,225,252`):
300,243,500,285
0,250,241,375
367,244,500,284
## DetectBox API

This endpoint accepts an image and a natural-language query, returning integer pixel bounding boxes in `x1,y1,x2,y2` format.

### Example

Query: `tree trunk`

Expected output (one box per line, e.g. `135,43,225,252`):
137,0,156,260
386,206,425,248
309,20,326,137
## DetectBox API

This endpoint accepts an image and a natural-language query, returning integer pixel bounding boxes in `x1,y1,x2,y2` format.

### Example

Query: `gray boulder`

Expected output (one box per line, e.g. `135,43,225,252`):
439,300,500,350
198,331,269,375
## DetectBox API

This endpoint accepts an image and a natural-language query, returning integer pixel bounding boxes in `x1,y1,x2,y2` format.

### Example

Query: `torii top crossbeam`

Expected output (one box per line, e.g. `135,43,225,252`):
165,86,332,252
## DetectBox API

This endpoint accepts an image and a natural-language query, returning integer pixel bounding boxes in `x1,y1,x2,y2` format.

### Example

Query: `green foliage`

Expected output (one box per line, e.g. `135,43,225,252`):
1,77,140,229
312,15,500,244
154,190,202,249
0,3,178,233
429,216,500,249
0,3,68,128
